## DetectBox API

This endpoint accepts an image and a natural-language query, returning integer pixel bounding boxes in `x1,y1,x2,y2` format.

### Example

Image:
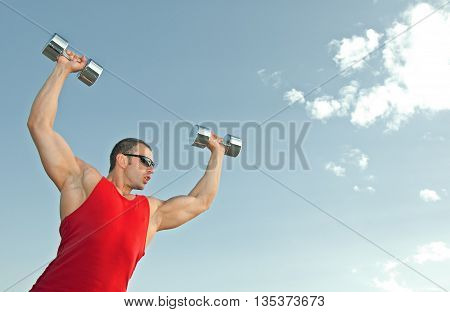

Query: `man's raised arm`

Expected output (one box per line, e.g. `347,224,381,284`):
27,50,87,191
152,134,226,231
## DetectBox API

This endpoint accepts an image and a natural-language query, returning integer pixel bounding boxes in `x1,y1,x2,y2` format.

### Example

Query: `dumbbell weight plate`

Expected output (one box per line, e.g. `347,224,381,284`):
42,34,69,62
223,134,242,157
77,60,104,86
189,125,211,148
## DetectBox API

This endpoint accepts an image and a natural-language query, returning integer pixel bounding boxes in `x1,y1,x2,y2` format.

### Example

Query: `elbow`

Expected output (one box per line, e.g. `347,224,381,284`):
27,118,34,130
202,203,210,213
192,194,215,214
27,118,39,131
200,196,214,212
27,121,39,136
27,120,37,135
27,119,51,133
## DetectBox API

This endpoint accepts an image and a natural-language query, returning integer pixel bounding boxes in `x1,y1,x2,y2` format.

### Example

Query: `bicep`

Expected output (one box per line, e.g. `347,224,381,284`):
28,125,80,191
155,195,207,231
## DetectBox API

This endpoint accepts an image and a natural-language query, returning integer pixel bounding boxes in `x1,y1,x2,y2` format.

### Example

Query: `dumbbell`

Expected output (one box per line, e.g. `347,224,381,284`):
189,125,242,157
42,33,103,86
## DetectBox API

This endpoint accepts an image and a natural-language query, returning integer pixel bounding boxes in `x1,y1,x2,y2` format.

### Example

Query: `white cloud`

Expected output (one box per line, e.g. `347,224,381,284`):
257,69,282,88
359,155,369,170
325,147,370,182
283,88,305,105
344,148,369,170
306,96,343,121
298,3,450,131
419,189,441,202
373,260,410,291
325,162,346,177
372,241,450,291
373,272,412,292
303,81,358,121
350,82,400,129
330,29,383,71
339,80,359,112
353,3,450,131
413,242,450,264
353,185,375,193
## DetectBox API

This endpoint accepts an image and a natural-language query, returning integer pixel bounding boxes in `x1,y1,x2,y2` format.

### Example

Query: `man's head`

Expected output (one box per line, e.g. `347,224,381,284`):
109,138,154,190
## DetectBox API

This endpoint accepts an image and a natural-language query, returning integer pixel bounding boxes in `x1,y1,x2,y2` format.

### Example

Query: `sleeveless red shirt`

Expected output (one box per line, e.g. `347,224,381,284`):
30,177,149,292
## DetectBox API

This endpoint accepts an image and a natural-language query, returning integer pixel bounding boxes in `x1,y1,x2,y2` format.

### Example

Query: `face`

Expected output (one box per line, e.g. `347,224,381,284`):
123,144,155,191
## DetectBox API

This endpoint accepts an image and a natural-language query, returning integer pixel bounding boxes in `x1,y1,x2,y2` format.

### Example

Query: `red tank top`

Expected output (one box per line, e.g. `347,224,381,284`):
30,177,149,292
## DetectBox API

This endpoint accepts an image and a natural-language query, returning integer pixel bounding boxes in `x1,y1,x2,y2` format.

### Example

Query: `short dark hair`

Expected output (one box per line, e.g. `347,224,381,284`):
109,138,152,172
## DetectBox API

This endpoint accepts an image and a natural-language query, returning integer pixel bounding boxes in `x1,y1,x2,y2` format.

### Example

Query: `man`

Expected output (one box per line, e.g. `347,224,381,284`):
27,49,225,291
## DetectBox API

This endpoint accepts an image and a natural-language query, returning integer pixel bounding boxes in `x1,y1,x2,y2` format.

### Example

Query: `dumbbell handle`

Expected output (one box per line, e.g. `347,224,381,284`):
61,49,73,61
190,125,242,157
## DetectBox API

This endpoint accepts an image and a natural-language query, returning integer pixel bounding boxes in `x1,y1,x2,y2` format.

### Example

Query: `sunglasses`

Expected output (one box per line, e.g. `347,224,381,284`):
123,153,156,168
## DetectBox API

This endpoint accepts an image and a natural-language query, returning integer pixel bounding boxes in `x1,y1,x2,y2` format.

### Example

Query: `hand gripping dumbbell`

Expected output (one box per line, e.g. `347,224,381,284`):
189,125,242,157
42,33,103,86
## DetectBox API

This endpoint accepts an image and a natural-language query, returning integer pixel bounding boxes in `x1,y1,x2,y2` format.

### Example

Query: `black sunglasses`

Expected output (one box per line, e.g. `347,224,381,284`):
123,153,156,168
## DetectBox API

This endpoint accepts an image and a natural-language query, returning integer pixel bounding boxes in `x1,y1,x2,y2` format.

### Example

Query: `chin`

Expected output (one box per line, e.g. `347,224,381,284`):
135,185,145,191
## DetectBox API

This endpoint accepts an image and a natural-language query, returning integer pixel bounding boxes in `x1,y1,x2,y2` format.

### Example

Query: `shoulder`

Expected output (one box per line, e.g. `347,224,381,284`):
72,157,102,188
74,157,100,175
75,157,95,172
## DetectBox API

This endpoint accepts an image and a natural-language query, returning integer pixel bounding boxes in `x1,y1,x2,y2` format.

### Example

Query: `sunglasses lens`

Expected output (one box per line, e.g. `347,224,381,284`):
140,157,149,167
140,156,154,168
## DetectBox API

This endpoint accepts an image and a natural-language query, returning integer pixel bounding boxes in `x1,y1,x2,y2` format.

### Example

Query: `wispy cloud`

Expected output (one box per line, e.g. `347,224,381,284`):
366,174,375,181
422,132,446,142
257,69,282,89
366,186,376,193
344,148,369,170
326,147,372,185
353,185,376,193
373,271,412,292
325,162,346,177
371,241,450,291
413,242,450,264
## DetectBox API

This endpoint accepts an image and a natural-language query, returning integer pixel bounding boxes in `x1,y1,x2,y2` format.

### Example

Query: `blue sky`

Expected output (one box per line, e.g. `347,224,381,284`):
1,0,450,291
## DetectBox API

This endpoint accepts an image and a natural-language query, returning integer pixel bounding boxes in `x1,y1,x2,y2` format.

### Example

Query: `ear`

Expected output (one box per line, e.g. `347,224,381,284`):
116,154,129,170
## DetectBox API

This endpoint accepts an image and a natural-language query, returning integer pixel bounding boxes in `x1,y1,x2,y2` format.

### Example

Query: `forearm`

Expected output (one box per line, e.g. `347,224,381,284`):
188,150,225,207
27,64,70,128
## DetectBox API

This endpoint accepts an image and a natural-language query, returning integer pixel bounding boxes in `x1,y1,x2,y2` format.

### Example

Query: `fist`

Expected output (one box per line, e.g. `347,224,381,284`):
57,49,87,74
206,132,226,155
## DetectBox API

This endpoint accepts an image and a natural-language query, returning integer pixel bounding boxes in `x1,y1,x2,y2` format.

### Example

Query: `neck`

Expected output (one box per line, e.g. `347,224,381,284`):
106,171,133,196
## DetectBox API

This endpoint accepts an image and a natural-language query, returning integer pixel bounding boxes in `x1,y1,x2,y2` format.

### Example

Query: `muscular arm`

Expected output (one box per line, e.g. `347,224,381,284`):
27,51,87,191
153,142,225,231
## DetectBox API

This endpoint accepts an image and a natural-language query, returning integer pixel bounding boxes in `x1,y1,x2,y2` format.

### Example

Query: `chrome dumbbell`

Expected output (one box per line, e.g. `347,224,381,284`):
42,33,103,86
189,125,242,157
